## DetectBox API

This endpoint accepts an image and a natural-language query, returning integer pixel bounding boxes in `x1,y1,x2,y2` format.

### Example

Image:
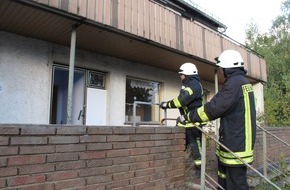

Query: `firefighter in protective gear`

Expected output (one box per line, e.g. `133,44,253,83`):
178,50,256,190
160,62,205,167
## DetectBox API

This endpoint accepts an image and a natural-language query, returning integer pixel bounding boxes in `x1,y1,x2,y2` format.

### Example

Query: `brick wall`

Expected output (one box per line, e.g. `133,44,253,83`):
253,127,290,168
204,127,290,170
0,125,186,190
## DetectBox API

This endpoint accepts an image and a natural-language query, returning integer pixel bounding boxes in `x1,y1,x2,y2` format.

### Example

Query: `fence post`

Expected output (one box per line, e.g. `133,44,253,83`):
200,132,207,189
263,130,267,177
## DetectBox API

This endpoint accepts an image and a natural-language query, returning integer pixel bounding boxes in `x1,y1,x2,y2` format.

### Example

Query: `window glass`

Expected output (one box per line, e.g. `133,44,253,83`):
126,78,160,123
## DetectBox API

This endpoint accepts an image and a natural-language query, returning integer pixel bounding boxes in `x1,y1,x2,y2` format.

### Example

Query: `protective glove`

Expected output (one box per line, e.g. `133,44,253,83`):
176,115,187,125
159,101,168,109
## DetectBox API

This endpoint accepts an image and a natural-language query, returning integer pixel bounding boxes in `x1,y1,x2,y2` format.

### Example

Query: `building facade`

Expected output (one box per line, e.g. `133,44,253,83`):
0,0,266,126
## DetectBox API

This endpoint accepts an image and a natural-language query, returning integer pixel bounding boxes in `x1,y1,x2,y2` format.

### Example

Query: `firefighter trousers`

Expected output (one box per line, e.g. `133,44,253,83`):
218,159,249,190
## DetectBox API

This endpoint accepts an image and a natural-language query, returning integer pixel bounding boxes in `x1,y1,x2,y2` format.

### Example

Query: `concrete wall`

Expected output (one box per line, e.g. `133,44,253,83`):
0,124,186,190
0,31,264,126
0,31,185,125
0,32,51,124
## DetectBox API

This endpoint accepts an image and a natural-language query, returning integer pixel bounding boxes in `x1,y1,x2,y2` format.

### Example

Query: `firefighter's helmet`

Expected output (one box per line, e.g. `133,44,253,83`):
215,50,244,68
178,63,198,75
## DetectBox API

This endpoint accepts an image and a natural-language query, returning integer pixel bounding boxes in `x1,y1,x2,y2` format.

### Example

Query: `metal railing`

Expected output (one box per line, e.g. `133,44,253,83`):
195,125,283,190
132,101,160,127
159,117,289,189
132,103,289,189
258,125,290,178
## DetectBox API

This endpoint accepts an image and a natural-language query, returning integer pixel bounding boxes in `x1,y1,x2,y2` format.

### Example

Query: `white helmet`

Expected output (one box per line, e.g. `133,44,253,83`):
178,62,198,75
215,50,244,68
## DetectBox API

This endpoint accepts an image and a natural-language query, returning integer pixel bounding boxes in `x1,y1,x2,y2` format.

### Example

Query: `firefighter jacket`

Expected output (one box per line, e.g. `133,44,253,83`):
187,68,256,166
167,75,203,115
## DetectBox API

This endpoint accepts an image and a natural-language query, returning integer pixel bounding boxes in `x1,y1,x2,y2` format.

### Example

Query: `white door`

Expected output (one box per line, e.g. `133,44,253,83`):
85,88,107,125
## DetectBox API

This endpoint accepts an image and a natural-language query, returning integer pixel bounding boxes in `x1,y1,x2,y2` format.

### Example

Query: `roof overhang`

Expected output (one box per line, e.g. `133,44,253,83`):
0,0,257,84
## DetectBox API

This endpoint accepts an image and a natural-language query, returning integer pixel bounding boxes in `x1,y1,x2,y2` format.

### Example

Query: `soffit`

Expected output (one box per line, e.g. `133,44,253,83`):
0,0,229,83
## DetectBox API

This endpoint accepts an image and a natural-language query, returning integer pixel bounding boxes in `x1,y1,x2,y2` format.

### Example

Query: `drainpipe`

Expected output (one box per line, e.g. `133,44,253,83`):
214,68,219,136
66,24,79,124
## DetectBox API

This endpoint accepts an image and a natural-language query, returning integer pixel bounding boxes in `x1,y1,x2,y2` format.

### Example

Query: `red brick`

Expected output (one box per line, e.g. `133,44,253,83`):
86,158,112,167
78,184,106,190
106,164,130,174
150,172,167,180
0,146,18,156
18,163,55,174
0,127,19,135
154,127,172,133
113,126,136,134
20,145,55,154
80,135,106,143
79,167,106,177
47,170,78,181
130,161,150,170
136,127,155,133
135,168,154,177
87,126,113,134
113,171,134,181
49,136,79,144
154,166,170,173
16,183,54,190
55,178,85,189
112,142,135,149
0,157,7,167
87,174,112,184
155,140,171,146
79,151,106,160
11,136,47,145
87,143,112,150
134,155,154,162
105,179,130,189
8,155,46,166
165,134,174,140
167,169,184,177
112,185,135,190
150,134,168,140
148,185,167,190
55,161,86,171
150,146,168,153
21,126,55,135
0,136,9,145
130,175,150,185
56,144,86,152
112,157,135,165
107,135,130,142
7,174,46,187
56,126,86,135
0,167,17,177
0,178,6,188
149,159,167,167
47,153,78,162
175,133,185,139
130,148,150,156
135,141,154,147
154,152,171,160
130,134,150,141
172,127,185,133
106,149,130,158
135,182,154,190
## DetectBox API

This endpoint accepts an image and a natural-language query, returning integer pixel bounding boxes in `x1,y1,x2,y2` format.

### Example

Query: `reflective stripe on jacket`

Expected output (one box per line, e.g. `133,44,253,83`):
167,75,203,115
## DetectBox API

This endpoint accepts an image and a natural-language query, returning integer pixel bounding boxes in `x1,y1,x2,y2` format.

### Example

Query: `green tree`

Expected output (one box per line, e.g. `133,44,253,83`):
245,0,290,126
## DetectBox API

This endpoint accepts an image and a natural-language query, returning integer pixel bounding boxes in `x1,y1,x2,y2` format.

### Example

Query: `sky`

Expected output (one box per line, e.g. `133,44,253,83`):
187,0,284,45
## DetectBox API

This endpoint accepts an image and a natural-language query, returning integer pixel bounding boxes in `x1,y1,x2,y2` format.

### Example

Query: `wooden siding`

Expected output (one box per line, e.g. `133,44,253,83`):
33,0,266,82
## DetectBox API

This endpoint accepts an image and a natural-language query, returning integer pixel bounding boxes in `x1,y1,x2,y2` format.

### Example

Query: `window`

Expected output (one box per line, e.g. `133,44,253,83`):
125,78,160,123
87,71,106,89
